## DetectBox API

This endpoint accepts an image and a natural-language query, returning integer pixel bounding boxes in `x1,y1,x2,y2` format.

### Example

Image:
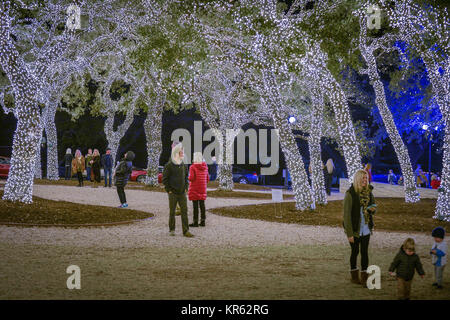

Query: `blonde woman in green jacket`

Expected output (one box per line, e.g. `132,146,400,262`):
343,169,377,287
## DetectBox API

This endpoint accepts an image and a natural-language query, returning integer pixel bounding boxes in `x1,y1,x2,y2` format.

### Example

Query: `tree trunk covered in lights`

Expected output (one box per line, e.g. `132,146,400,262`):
197,100,238,191
0,3,42,203
34,138,42,179
144,107,163,186
308,92,327,205
326,80,362,181
263,72,313,211
304,41,362,181
218,163,233,191
421,54,450,220
435,120,450,221
34,125,42,179
3,106,42,203
362,50,420,203
104,108,136,163
217,129,234,191
45,105,59,180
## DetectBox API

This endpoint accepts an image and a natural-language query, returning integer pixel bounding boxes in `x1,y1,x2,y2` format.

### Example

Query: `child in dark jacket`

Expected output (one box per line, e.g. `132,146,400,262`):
114,151,135,208
389,238,425,300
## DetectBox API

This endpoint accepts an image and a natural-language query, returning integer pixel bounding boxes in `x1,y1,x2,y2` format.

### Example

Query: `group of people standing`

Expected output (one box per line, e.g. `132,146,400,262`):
63,146,134,208
343,168,446,299
63,148,114,188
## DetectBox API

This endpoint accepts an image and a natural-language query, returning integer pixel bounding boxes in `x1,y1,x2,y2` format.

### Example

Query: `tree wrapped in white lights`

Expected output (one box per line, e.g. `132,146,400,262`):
129,0,214,185
299,39,363,183
0,0,77,203
195,0,317,209
89,57,139,163
193,65,257,191
307,89,328,205
276,73,330,206
355,7,420,202
380,0,449,219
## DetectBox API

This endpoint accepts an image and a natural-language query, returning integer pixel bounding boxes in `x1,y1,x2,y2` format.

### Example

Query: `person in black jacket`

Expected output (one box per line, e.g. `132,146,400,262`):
389,238,425,300
114,151,135,208
64,148,73,180
162,143,193,238
102,148,114,188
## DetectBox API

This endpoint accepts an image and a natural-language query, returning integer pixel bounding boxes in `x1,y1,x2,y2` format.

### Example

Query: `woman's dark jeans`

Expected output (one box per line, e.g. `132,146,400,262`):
117,186,126,204
64,165,71,180
350,234,370,271
192,200,206,224
77,171,83,185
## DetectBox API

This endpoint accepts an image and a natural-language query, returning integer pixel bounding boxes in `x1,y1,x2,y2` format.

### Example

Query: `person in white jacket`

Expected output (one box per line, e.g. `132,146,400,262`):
430,227,447,289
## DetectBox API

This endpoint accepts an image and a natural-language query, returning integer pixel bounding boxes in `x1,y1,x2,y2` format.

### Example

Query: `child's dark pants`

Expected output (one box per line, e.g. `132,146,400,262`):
397,277,412,300
117,186,126,204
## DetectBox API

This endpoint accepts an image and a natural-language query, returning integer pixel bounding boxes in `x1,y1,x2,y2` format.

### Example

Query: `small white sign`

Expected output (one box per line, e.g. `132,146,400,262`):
271,189,283,203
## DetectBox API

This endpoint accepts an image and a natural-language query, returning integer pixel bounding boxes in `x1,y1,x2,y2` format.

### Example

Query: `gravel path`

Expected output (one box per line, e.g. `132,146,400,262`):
0,184,433,249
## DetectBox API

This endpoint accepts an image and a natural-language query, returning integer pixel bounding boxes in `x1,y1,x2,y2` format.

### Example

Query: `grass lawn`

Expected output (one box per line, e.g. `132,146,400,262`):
210,198,449,233
0,191,153,226
0,242,448,300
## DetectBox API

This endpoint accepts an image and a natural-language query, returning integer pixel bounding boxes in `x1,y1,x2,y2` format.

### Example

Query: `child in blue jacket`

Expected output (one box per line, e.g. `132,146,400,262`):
430,227,447,289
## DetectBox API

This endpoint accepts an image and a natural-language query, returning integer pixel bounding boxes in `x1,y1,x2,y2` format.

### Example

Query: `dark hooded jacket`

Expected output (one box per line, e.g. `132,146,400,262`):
389,246,425,281
114,151,135,187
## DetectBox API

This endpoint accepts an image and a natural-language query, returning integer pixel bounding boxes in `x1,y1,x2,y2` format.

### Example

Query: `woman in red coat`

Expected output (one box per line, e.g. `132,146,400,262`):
188,152,209,227
431,174,441,189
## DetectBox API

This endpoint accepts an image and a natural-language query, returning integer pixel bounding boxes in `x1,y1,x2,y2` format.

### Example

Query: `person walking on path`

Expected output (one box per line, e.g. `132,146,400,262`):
102,148,114,188
324,158,335,196
430,227,447,289
387,169,396,185
389,238,425,300
162,143,194,238
72,149,85,187
85,148,93,182
114,151,135,208
343,169,377,288
64,148,73,180
90,149,101,187
188,152,209,227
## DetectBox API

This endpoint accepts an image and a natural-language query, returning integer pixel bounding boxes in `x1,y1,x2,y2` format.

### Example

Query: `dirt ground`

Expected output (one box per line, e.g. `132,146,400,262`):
1,242,449,300
0,183,448,300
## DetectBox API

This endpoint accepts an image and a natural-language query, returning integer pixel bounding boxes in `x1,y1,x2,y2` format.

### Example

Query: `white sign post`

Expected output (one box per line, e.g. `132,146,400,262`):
272,189,283,217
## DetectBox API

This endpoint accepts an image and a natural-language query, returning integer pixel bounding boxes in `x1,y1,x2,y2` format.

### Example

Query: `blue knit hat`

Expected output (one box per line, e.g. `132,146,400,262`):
432,227,445,239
